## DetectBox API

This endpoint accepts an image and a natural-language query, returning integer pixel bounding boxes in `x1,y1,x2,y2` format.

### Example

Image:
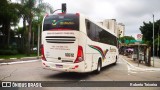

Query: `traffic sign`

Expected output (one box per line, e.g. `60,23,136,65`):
137,34,143,41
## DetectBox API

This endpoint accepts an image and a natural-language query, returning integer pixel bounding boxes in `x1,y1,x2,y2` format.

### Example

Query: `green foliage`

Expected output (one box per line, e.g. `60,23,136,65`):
0,53,37,59
0,0,21,48
0,42,35,55
15,0,53,55
0,0,54,55
0,1,20,29
0,43,18,55
155,36,160,46
140,20,160,46
0,50,18,55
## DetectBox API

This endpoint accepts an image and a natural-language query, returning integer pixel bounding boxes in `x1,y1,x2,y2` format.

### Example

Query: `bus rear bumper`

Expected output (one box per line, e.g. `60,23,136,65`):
41,60,85,72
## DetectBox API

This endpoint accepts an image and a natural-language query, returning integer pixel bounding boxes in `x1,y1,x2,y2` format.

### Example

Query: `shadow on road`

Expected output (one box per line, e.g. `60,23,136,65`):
101,63,120,72
45,63,116,81
101,64,116,72
46,72,90,81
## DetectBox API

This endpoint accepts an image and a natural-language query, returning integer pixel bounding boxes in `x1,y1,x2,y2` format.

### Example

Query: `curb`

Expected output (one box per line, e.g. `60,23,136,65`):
0,57,38,60
0,59,5,61
21,57,39,59
121,56,160,71
0,57,41,65
0,59,40,65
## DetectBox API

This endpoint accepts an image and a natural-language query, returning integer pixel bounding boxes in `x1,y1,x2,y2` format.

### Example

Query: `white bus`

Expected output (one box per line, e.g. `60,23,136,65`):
41,13,119,73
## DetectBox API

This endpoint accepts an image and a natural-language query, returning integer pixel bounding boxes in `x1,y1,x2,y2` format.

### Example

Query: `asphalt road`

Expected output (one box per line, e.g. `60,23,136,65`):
0,55,160,90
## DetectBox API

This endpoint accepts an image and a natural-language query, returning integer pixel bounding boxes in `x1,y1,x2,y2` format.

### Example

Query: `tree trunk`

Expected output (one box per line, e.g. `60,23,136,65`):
22,16,27,53
1,24,6,48
5,21,11,48
144,46,147,65
7,23,10,48
32,31,34,53
148,47,151,66
27,18,32,56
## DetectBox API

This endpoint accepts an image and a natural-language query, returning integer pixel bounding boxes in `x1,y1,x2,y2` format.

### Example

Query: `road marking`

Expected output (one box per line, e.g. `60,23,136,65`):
120,56,160,71
0,60,40,65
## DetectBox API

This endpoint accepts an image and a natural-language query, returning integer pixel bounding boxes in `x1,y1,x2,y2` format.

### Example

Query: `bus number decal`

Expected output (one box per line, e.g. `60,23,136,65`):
65,53,74,57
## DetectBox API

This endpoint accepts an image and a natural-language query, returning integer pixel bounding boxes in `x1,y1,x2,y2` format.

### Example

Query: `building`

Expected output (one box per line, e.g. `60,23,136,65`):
102,19,117,35
117,23,125,38
98,19,125,38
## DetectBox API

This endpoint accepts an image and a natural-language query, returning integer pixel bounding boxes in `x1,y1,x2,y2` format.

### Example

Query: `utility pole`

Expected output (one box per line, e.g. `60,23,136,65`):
153,14,155,67
158,25,160,58
37,23,40,58
37,0,41,58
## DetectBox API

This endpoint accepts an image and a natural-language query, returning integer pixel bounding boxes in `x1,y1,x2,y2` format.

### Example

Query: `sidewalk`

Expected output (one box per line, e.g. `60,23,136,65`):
121,55,160,69
150,57,160,68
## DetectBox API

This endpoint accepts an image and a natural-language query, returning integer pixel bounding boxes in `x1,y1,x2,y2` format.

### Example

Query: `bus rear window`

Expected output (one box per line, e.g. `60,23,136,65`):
43,14,79,31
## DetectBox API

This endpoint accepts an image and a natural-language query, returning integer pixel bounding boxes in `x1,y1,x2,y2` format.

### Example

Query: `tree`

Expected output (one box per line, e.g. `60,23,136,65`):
155,36,160,46
18,0,53,55
140,20,160,46
140,20,160,57
0,0,21,48
31,15,43,51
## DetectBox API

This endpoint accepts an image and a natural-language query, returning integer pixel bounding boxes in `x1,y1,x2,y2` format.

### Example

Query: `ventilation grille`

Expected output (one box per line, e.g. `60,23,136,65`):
46,36,76,43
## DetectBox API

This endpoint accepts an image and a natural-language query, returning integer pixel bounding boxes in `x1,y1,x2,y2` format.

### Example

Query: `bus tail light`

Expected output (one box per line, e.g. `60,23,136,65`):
41,44,46,61
74,46,84,63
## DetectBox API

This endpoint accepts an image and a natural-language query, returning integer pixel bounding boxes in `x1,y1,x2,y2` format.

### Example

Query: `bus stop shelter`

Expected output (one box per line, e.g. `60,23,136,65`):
128,44,151,66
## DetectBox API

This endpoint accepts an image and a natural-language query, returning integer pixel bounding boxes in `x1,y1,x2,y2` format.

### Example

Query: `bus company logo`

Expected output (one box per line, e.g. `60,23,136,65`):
52,19,74,26
60,22,74,25
2,82,11,87
103,49,109,56
110,48,116,52
89,45,108,60
52,20,57,26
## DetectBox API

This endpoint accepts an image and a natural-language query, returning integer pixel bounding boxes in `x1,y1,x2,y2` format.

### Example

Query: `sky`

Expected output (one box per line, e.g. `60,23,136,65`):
13,0,160,38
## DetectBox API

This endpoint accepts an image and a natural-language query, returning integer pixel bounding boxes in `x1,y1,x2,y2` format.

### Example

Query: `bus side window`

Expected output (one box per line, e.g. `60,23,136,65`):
86,20,90,37
86,19,96,41
86,22,90,30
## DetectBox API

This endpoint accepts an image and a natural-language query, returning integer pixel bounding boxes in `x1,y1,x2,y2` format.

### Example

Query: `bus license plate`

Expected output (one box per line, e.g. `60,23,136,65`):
56,64,63,68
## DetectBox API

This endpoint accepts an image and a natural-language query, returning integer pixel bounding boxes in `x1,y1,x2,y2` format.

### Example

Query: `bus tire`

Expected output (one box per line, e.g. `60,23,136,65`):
113,56,117,65
95,59,101,74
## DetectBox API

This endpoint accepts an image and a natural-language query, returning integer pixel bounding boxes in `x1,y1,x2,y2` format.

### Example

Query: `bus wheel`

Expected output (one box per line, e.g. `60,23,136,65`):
95,60,101,74
113,56,117,65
